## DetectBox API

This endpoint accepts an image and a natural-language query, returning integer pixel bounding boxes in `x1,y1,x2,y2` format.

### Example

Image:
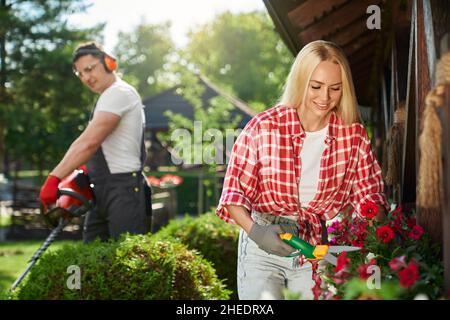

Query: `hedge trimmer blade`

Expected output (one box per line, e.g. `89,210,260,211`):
279,233,361,266
327,246,361,253
323,253,338,266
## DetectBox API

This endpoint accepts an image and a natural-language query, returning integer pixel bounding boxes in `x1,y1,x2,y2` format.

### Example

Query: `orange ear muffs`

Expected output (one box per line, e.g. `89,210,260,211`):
104,54,117,72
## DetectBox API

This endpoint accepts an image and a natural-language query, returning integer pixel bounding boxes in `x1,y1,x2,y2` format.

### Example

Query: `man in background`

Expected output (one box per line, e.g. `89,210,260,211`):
39,42,151,242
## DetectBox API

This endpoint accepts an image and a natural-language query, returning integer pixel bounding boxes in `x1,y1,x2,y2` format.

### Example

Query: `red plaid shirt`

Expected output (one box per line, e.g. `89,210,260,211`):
216,105,389,246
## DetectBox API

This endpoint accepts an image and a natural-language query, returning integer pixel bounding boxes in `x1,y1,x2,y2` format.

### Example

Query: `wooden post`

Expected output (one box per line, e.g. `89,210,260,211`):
415,0,443,243
442,85,450,296
440,31,450,297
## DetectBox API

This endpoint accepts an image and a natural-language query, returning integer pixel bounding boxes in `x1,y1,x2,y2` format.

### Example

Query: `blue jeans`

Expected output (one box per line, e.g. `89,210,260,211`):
237,212,316,300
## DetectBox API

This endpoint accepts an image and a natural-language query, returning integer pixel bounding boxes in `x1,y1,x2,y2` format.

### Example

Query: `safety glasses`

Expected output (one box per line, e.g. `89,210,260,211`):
73,61,100,78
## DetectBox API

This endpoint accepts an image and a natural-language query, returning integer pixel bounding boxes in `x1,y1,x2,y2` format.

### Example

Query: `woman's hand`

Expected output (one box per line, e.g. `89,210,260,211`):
248,223,296,257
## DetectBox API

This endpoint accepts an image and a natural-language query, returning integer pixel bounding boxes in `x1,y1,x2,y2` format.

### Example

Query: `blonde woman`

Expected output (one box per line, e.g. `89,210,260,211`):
216,40,389,300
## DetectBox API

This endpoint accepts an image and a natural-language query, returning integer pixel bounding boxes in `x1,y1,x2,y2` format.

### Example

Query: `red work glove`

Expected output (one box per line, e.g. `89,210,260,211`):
39,175,61,206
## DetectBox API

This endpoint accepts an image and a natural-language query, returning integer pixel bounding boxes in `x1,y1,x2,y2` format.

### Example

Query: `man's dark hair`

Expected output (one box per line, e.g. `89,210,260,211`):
72,42,106,66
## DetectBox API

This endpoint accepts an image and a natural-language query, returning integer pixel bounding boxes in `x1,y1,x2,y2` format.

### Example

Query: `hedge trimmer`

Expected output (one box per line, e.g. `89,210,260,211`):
10,168,93,291
279,233,360,265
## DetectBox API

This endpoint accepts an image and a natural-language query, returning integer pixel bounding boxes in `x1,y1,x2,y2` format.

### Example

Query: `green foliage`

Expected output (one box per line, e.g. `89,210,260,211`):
16,234,230,300
1,0,102,174
341,278,404,300
114,21,174,98
183,11,292,109
158,68,242,169
154,212,239,299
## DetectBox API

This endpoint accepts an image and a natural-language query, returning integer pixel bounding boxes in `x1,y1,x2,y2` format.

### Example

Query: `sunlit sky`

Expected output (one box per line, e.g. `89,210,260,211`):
68,0,267,52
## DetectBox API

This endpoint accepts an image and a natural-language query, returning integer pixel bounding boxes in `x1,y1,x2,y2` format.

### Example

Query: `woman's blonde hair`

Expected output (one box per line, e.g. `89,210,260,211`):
279,40,360,125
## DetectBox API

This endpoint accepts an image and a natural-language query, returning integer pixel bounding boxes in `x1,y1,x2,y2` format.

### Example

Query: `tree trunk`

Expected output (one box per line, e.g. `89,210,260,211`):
0,0,9,176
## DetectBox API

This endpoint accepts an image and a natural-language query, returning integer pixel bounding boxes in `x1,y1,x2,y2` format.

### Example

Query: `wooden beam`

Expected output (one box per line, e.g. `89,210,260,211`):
347,40,377,67
287,0,348,30
327,17,368,47
262,0,300,55
350,58,375,80
298,0,379,44
343,32,378,57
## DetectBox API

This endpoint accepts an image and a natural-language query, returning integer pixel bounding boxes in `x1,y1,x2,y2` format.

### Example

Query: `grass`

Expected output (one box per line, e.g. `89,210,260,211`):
16,170,49,179
0,216,12,228
0,240,78,298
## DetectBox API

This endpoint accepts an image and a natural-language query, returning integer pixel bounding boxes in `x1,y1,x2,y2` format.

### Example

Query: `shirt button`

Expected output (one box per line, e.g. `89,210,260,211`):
132,172,137,177
134,187,139,192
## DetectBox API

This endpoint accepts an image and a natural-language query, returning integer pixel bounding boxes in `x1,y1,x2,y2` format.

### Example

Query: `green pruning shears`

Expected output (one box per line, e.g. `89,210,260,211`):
279,233,361,266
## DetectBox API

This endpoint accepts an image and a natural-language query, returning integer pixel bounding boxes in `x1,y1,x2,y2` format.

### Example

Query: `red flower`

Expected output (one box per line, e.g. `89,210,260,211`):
360,201,379,219
398,261,419,288
376,225,395,244
407,217,417,229
391,206,403,220
351,239,365,248
146,176,160,187
408,225,424,240
160,174,183,186
312,283,322,300
357,259,377,279
334,251,350,273
389,255,407,271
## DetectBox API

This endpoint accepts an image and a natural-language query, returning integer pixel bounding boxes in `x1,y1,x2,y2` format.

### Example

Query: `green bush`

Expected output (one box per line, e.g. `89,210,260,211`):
154,212,239,299
17,234,230,300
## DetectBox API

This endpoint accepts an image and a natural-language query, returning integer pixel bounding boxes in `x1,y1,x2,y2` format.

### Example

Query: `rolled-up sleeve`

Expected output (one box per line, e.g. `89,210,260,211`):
216,128,259,224
350,130,390,217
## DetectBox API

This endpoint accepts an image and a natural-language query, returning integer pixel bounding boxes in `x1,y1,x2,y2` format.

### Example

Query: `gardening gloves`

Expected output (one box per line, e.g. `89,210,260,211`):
248,223,296,257
39,174,61,207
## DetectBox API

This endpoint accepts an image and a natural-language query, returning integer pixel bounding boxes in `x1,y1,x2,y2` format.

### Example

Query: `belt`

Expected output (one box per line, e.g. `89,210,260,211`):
89,171,143,185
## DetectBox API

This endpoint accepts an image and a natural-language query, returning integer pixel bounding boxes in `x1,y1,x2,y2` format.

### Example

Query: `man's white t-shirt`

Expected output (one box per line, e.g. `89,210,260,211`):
298,125,329,207
94,79,145,174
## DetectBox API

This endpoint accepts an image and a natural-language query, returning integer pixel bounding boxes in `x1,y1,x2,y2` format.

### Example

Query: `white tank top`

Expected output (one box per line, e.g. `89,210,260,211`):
283,125,328,222
299,125,328,207
94,79,145,173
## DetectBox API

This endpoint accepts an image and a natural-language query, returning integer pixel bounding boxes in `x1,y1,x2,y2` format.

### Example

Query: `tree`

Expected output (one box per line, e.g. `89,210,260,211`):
158,66,242,169
113,21,174,99
157,66,243,214
0,0,102,177
183,11,293,111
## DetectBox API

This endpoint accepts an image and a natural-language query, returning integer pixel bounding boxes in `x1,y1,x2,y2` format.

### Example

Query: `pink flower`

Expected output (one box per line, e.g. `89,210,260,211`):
389,255,407,271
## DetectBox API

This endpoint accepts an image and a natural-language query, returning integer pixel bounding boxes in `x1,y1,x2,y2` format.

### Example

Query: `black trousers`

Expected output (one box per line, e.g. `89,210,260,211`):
82,172,152,243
